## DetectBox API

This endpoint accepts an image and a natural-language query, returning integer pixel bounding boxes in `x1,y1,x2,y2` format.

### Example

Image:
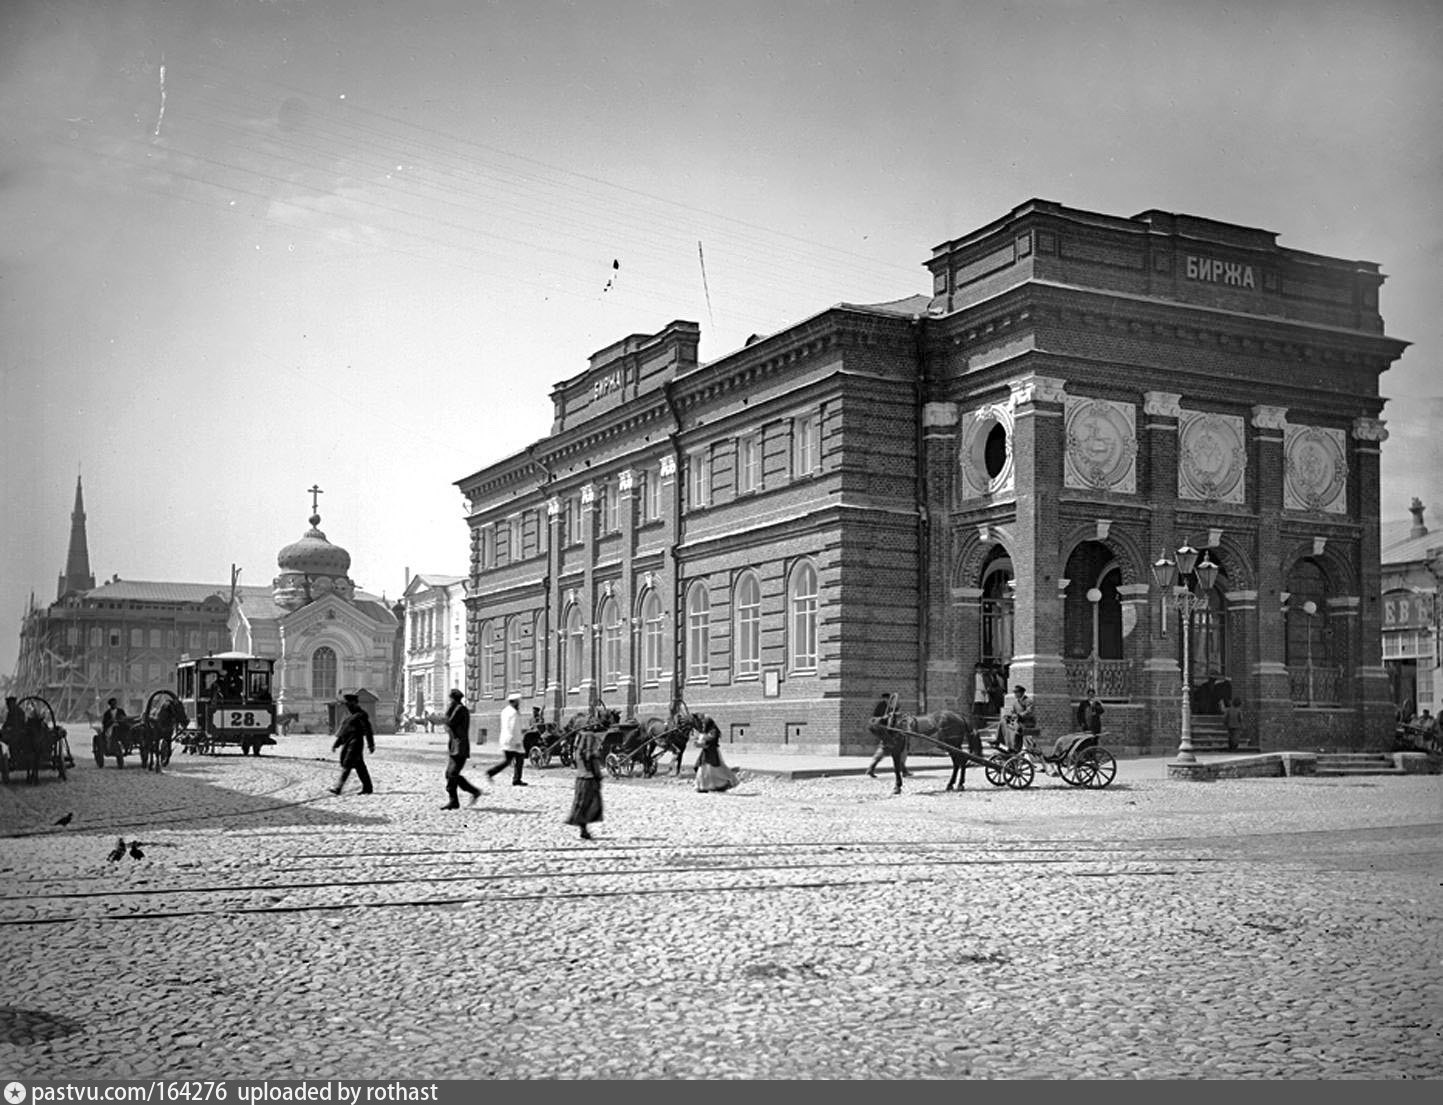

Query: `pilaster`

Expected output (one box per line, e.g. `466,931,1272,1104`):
1353,416,1391,746
1007,373,1069,733
1252,405,1290,745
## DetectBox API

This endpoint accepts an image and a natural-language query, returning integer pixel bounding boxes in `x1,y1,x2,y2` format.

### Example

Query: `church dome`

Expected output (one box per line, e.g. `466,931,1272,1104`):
278,514,352,575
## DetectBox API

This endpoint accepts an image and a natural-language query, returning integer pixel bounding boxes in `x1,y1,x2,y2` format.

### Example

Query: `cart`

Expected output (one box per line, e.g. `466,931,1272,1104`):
2,695,71,784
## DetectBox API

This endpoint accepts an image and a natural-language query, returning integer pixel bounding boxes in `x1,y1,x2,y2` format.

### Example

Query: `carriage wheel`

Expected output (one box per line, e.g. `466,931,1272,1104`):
157,733,173,768
1057,758,1086,787
605,752,624,779
1080,748,1116,789
984,755,1009,787
1004,754,1034,789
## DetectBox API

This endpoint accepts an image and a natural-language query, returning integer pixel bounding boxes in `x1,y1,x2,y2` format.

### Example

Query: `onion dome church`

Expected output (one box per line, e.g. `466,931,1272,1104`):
231,489,400,732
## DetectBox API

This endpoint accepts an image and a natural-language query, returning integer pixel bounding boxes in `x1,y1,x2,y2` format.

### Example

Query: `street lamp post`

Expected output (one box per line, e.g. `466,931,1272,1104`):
1152,545,1220,764
1086,586,1103,695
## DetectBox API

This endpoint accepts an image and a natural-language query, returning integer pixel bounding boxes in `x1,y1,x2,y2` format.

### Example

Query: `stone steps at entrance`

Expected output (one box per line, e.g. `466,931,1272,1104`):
1314,753,1406,776
1187,716,1259,754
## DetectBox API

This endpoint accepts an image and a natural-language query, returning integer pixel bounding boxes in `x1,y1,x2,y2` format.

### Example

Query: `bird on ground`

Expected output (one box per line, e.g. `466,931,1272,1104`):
107,838,126,863
128,841,144,861
53,813,73,826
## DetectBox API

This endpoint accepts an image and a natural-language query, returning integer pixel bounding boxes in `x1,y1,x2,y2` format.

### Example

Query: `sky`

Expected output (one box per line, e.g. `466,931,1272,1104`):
2,0,1441,678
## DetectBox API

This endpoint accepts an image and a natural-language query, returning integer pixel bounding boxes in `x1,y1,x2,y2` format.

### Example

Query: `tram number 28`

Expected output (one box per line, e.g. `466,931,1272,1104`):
211,709,272,731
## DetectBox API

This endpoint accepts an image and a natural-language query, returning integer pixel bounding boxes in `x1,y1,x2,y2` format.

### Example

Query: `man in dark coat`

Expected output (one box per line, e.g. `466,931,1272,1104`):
329,694,375,796
441,689,482,809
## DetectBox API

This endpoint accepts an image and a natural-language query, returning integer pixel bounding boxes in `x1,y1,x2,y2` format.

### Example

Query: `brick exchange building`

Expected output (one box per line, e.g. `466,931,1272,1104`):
456,200,1408,755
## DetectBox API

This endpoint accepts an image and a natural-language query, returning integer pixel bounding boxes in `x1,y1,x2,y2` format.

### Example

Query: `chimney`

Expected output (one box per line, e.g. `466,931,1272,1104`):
1409,497,1428,539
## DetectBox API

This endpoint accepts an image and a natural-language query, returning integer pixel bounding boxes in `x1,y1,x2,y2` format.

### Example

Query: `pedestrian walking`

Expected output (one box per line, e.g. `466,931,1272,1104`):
485,692,528,786
1223,696,1244,752
329,693,375,795
566,722,605,840
441,689,482,809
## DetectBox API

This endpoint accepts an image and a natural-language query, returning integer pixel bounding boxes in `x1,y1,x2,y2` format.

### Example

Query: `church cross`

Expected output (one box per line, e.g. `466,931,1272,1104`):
308,484,324,513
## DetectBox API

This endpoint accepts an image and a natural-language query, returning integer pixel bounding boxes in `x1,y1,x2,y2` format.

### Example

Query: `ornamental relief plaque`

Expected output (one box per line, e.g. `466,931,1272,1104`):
1064,397,1136,493
1284,424,1347,514
1178,411,1246,504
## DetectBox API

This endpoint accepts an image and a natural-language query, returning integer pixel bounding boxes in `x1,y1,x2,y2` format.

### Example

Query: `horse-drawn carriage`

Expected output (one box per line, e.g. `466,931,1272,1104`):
868,694,1118,791
602,712,697,779
986,727,1118,789
174,653,278,756
524,713,578,769
1,695,72,784
92,690,188,771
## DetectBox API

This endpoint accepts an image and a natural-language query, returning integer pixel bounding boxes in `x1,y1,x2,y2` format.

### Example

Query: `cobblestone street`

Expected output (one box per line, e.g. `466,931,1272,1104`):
2,733,1440,1080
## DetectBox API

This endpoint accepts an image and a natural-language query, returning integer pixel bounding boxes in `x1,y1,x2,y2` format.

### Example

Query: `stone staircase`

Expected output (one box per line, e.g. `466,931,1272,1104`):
1314,752,1406,777
1188,715,1258,753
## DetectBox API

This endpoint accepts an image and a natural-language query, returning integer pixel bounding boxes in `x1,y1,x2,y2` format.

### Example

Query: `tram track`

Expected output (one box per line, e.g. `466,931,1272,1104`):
0,839,1216,927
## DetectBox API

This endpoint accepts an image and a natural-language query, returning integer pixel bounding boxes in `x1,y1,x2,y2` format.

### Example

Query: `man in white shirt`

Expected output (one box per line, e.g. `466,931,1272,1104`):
484,693,528,786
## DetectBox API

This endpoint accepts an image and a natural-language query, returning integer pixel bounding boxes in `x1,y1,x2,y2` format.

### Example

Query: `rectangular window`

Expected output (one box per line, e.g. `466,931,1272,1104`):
687,449,711,509
188,630,201,651
206,632,219,651
479,526,494,570
568,498,584,545
109,630,121,648
167,630,178,650
130,628,144,648
644,469,663,522
67,624,79,646
90,627,102,648
793,413,820,477
738,434,761,495
601,484,619,533
149,629,162,649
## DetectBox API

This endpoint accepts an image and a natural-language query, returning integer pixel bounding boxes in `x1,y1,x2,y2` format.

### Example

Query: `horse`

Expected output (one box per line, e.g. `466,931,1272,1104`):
640,712,700,776
18,713,49,784
137,698,188,773
868,707,982,793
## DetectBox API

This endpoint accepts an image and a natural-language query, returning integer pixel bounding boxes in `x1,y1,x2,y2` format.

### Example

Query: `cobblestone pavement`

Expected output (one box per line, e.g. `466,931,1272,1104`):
2,733,1440,1080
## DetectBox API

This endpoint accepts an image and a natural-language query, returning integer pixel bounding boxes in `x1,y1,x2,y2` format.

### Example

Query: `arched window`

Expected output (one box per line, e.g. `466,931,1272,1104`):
686,583,710,682
600,596,623,690
506,617,526,697
735,571,761,677
788,560,819,672
311,646,337,701
980,555,1014,666
479,620,497,697
532,611,546,696
564,605,584,693
640,590,665,685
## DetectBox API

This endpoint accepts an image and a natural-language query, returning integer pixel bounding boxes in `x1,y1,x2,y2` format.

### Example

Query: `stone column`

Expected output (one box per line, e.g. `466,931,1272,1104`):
579,483,599,708
659,454,680,703
954,585,984,722
1006,373,1069,735
617,470,638,717
545,497,563,718
1353,416,1392,748
923,402,961,711
1141,392,1182,753
1251,405,1291,751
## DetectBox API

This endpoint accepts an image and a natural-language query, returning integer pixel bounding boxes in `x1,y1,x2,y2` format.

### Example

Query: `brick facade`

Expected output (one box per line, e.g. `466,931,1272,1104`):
456,200,1408,755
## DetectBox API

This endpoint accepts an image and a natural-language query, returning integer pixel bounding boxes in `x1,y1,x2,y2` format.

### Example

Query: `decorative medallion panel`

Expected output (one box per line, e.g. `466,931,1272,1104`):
1064,397,1136,493
958,402,1015,501
1177,411,1246,504
1284,424,1347,514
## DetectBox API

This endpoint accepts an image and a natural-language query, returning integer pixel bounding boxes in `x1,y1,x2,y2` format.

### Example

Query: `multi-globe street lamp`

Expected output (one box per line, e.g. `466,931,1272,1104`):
1151,544,1220,764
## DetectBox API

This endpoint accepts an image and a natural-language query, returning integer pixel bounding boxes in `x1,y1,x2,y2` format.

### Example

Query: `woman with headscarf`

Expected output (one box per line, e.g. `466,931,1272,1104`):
693,715,739,793
566,723,605,840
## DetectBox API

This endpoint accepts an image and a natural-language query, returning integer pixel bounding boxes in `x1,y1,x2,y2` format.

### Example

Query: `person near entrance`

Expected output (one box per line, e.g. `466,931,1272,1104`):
441,689,482,809
996,685,1036,753
1223,697,1245,752
486,693,528,786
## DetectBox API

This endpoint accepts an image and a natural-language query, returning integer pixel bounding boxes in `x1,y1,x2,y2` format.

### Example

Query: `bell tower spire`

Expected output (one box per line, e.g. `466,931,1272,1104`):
57,474,96,600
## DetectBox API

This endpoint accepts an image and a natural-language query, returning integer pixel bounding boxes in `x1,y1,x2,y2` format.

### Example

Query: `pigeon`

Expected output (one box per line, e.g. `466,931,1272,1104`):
53,813,73,826
128,841,145,861
107,838,126,863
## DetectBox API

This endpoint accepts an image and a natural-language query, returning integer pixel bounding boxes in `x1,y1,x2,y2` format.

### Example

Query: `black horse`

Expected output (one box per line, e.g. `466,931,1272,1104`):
137,698,188,773
640,712,701,776
868,707,982,793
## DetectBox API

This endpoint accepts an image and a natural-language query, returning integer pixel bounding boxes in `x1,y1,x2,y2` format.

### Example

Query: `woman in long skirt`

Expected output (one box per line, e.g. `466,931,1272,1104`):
566,727,605,840
693,717,738,793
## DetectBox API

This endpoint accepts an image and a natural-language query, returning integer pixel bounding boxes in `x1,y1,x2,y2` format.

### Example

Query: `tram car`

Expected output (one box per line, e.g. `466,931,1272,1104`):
175,652,279,756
